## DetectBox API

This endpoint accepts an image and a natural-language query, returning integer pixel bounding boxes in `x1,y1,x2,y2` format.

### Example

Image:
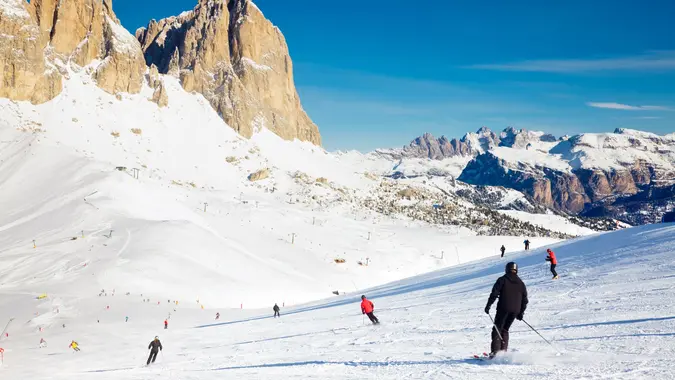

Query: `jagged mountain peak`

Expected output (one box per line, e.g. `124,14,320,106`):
135,0,320,145
0,0,320,146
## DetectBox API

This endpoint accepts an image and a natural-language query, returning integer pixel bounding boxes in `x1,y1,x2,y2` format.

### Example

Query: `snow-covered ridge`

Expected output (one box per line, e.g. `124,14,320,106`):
383,126,673,222
390,126,674,173
105,15,142,55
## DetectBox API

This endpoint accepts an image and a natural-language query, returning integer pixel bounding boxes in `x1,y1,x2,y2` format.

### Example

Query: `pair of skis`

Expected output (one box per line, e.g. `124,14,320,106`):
471,352,493,361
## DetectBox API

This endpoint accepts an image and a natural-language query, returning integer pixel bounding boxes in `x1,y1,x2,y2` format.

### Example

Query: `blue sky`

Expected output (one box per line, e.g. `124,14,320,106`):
117,0,675,151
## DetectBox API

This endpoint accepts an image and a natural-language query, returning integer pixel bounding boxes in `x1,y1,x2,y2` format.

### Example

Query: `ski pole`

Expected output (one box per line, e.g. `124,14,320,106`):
488,314,504,343
522,319,559,353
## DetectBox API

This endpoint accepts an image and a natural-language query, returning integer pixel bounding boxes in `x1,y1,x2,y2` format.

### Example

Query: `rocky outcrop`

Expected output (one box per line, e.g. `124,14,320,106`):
458,128,675,222
0,0,145,103
399,133,474,159
379,127,555,160
0,0,61,103
147,65,168,107
136,0,321,145
248,168,270,181
458,152,590,213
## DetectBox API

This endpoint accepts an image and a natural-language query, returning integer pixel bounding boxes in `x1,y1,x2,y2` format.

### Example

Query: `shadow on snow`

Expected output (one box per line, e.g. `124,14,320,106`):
200,358,485,371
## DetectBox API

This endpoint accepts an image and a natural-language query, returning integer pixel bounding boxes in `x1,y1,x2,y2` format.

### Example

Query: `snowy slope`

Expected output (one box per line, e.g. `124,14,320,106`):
0,223,673,378
0,67,570,311
498,210,596,236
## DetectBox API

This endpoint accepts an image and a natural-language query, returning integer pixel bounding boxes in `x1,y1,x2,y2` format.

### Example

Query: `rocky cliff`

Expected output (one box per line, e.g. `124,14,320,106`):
0,0,321,145
379,126,558,160
135,0,321,145
457,129,675,223
0,0,145,102
379,126,674,223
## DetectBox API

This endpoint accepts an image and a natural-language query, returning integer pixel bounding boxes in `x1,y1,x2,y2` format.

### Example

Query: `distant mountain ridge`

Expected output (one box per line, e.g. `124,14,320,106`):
376,126,559,160
377,127,675,224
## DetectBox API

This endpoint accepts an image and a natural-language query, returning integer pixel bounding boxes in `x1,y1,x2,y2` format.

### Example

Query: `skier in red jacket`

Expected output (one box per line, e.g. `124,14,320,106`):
545,249,558,280
360,295,379,325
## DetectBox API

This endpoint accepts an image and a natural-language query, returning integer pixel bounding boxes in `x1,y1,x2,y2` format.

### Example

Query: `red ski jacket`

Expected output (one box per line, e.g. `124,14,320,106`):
546,250,558,265
361,299,374,314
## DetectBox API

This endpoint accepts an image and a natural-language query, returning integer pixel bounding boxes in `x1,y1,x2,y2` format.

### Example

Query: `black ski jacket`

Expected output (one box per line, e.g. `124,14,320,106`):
148,340,163,352
273,305,280,312
486,273,528,314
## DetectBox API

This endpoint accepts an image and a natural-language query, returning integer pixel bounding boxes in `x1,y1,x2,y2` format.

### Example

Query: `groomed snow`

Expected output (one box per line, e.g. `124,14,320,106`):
1,222,673,379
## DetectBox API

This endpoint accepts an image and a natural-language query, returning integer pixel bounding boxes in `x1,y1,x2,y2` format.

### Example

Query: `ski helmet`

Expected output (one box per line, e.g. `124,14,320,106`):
505,262,518,273
361,295,366,299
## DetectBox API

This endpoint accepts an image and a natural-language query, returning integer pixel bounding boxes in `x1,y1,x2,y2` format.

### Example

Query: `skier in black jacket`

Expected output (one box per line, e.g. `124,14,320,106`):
484,262,528,356
273,303,280,318
147,336,163,365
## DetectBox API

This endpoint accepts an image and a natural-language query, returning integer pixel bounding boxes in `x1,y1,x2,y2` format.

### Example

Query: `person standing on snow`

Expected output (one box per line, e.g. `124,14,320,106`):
361,295,379,325
523,239,530,250
546,249,559,280
215,312,220,320
500,245,506,258
147,336,163,365
273,304,281,318
484,262,528,357
164,319,168,329
39,338,47,348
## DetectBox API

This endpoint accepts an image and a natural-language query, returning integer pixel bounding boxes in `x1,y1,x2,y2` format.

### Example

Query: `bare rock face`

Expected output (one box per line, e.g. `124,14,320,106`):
0,0,61,103
151,81,169,107
146,64,168,107
459,153,590,214
0,0,145,104
136,0,321,145
93,14,146,94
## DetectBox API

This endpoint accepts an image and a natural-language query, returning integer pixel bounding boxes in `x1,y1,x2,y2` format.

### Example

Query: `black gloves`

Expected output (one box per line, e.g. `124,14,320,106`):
484,305,490,314
516,313,524,321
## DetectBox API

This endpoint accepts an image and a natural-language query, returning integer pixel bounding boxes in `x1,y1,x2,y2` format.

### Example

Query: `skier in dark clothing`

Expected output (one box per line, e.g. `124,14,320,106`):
147,336,163,365
361,295,379,324
273,304,280,318
484,262,528,357
500,245,506,258
523,239,530,250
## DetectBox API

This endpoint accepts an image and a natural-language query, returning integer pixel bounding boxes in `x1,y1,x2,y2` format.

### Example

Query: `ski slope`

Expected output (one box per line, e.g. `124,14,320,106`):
0,224,673,379
0,68,563,309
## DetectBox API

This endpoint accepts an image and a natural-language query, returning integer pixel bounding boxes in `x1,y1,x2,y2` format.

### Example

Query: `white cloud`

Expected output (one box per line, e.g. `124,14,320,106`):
468,51,675,73
586,102,671,111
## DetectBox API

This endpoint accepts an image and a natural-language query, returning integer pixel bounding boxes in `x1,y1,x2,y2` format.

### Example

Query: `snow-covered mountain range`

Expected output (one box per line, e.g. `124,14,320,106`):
378,127,675,225
0,0,619,310
1,1,675,378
